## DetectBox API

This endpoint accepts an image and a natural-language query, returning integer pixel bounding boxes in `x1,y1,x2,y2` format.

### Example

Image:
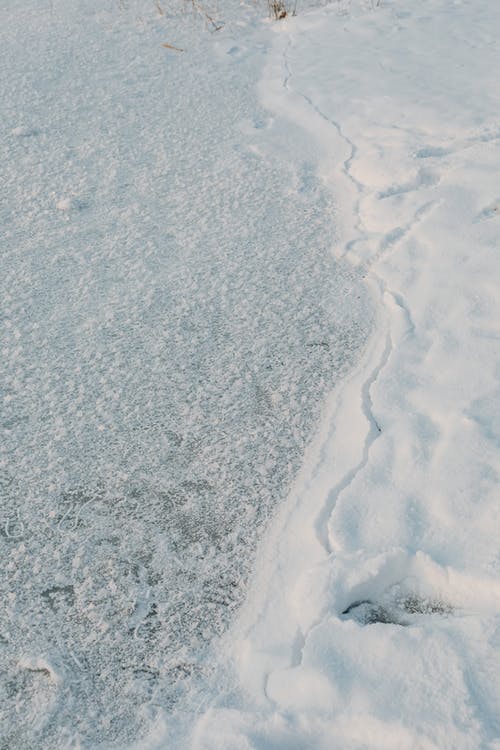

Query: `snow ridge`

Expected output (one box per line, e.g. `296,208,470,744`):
280,27,407,563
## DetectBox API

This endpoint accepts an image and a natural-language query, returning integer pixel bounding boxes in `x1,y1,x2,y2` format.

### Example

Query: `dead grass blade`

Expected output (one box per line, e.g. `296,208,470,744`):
162,42,184,52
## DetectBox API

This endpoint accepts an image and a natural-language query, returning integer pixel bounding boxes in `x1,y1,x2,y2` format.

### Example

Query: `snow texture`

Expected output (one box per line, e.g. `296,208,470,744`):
0,1,371,748
2,0,500,747
184,1,500,749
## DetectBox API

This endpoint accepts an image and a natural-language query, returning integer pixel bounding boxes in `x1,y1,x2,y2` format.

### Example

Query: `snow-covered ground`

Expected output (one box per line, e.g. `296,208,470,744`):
0,1,370,747
2,0,500,747
187,1,500,748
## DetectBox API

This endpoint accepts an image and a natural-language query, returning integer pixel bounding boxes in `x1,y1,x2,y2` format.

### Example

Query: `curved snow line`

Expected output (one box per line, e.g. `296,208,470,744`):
262,20,411,556
314,325,390,554
191,2,500,746
220,6,448,705
211,18,406,694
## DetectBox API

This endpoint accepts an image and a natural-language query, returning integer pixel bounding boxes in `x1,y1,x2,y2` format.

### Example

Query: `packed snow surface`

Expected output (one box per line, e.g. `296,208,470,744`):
0,0,371,748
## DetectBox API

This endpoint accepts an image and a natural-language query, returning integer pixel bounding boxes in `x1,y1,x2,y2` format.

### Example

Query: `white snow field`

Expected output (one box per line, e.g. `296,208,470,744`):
0,0,372,748
186,1,500,749
2,0,500,747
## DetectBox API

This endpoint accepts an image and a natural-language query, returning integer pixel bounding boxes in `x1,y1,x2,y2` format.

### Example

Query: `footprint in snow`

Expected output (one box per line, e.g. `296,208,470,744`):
336,551,468,628
341,594,453,627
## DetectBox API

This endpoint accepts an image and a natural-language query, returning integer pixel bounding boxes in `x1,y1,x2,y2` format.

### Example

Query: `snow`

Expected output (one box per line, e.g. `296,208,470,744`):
55,197,75,211
185,0,500,748
0,1,370,748
2,0,500,747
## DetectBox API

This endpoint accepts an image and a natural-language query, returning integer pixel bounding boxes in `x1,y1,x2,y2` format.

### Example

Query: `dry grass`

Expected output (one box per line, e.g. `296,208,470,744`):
268,0,297,20
188,0,224,30
161,42,184,51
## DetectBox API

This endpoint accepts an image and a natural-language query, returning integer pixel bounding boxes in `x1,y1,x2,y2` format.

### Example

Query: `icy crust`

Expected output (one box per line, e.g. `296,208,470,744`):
189,0,500,748
0,2,372,748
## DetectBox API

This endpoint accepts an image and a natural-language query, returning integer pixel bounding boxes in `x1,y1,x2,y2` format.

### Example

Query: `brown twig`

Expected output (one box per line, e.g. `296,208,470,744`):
162,42,184,52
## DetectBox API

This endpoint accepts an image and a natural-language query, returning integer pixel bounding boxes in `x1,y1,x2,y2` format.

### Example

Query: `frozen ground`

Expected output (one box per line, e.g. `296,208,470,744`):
188,1,500,749
0,1,372,748
2,0,500,748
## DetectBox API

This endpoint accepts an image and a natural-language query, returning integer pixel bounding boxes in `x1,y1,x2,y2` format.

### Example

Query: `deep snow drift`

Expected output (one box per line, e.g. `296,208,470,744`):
0,1,372,748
